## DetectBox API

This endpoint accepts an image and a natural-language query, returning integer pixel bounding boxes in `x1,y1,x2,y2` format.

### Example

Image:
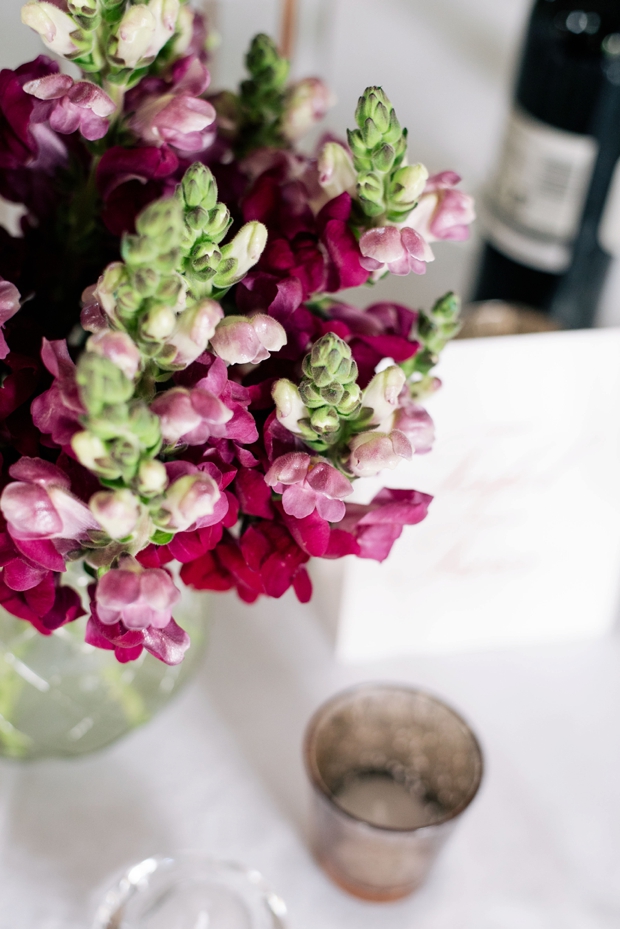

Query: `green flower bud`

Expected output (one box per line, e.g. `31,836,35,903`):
180,163,218,211
130,267,160,298
152,247,182,274
245,33,289,89
77,353,134,416
115,282,143,317
338,385,362,416
309,406,340,435
357,171,385,217
156,273,186,307
372,143,396,174
121,233,160,267
128,402,161,451
387,163,428,210
431,291,461,323
109,437,141,478
361,117,383,150
355,87,392,132
135,198,183,243
204,204,232,243
299,334,361,422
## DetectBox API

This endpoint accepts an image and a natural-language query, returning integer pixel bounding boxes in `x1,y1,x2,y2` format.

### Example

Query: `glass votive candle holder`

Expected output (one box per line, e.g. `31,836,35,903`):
303,683,483,902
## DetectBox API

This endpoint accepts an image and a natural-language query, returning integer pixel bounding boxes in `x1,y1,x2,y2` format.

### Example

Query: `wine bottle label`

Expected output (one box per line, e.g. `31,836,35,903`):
484,107,598,273
598,157,620,257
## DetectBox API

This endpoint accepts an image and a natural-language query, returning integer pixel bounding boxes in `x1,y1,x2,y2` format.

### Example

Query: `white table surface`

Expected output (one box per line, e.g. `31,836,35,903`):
1,590,619,929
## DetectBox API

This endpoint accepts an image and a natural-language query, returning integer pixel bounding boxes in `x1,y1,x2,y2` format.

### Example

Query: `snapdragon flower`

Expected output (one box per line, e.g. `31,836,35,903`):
265,453,353,522
406,171,476,243
23,73,115,141
210,313,286,365
0,458,99,542
95,554,180,630
347,430,412,478
359,225,434,277
21,1,79,58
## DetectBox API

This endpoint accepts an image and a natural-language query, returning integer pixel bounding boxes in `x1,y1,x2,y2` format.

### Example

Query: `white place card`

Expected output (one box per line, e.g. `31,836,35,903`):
311,328,620,661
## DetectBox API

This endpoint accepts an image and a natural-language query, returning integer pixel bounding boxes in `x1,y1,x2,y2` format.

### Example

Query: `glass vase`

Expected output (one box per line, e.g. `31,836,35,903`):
0,589,209,761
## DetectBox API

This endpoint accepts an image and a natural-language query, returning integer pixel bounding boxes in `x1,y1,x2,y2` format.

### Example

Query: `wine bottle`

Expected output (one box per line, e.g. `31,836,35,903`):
472,0,620,328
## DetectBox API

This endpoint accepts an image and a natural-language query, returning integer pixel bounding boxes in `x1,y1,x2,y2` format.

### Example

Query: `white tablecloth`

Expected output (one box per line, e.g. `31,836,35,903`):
1,591,619,928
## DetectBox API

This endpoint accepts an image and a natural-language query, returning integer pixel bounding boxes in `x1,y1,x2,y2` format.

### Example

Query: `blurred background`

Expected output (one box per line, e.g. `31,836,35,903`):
2,0,620,324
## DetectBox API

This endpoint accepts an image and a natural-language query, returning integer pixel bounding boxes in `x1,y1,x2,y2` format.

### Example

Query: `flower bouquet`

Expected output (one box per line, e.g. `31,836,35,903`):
0,1,474,673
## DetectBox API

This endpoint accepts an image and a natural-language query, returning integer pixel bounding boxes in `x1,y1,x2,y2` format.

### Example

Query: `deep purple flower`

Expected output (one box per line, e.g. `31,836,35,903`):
0,277,21,359
96,144,179,235
328,300,419,387
265,452,352,522
31,338,84,447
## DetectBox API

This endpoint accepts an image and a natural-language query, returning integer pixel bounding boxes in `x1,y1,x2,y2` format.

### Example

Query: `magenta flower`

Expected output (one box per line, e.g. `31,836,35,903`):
31,338,84,446
151,385,233,446
95,555,180,630
347,430,412,478
265,453,353,522
0,457,99,543
176,352,258,446
128,57,215,154
359,225,434,277
0,277,21,359
328,300,419,387
328,488,433,562
210,313,287,365
407,171,475,243
23,73,116,141
86,607,190,665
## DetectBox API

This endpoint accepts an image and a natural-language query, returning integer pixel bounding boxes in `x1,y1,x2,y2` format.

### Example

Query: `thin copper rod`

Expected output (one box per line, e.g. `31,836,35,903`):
279,0,297,61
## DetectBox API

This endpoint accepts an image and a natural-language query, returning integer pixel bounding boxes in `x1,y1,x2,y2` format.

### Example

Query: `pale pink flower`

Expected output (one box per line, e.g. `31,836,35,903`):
265,452,353,522
406,171,475,243
359,225,434,277
393,397,435,454
163,299,223,369
210,314,286,365
347,430,412,478
151,386,233,446
23,73,116,141
96,555,180,630
0,458,99,542
282,78,334,141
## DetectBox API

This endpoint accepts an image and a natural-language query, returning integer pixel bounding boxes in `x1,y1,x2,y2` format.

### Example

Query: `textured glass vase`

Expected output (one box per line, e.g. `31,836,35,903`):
0,589,209,761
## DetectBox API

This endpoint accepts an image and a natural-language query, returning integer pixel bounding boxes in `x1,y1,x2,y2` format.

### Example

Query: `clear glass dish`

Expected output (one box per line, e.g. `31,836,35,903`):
92,853,287,929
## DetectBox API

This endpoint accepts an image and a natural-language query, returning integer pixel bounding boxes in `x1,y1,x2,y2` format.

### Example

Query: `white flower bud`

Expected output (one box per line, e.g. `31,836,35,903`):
21,1,78,57
217,221,267,284
272,379,308,435
141,304,177,342
138,459,169,496
362,365,407,427
90,489,141,540
317,142,357,201
115,4,157,68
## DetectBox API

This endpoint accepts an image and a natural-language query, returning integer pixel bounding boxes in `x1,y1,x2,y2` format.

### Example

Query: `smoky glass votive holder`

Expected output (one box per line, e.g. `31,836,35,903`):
303,683,483,902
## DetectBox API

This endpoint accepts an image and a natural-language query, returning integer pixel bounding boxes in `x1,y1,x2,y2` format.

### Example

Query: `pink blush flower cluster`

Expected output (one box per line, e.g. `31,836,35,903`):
265,453,353,522
0,19,472,666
